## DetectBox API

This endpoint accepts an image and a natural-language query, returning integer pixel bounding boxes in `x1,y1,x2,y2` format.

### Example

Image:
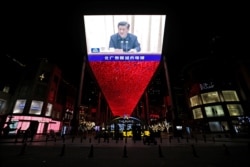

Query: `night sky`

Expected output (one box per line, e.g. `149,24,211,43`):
1,1,248,87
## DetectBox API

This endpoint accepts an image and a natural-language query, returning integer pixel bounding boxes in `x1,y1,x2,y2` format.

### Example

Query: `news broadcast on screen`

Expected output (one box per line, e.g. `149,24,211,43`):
83,15,166,62
83,14,166,117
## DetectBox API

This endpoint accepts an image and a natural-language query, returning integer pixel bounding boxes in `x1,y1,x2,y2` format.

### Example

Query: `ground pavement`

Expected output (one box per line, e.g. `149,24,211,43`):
0,134,250,167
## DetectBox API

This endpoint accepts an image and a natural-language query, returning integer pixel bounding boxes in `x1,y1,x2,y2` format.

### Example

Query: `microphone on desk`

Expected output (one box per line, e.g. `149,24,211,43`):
125,41,128,52
120,41,124,51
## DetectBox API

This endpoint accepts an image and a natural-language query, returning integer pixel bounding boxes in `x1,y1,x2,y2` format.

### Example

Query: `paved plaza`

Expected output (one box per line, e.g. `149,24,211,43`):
0,135,250,167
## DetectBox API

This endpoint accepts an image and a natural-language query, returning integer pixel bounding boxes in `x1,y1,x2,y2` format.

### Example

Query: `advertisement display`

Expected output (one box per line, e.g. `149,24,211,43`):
83,15,166,117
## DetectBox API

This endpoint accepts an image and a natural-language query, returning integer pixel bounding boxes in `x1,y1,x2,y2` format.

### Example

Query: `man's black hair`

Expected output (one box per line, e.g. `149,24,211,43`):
118,21,130,29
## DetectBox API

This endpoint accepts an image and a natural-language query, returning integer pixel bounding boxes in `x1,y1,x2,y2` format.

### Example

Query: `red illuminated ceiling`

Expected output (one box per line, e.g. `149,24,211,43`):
89,61,160,117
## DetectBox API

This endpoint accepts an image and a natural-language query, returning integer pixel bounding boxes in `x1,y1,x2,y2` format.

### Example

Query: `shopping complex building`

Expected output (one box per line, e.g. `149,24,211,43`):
1,5,249,139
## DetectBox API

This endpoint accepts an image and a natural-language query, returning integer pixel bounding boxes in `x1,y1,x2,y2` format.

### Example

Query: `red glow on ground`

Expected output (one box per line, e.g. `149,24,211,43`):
89,61,159,117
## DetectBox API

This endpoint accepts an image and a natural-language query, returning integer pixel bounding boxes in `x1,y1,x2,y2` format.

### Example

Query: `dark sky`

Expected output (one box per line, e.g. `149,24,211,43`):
2,1,248,86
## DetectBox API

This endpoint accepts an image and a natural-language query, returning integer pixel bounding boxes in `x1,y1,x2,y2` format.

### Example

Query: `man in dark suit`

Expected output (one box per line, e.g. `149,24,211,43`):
109,21,141,53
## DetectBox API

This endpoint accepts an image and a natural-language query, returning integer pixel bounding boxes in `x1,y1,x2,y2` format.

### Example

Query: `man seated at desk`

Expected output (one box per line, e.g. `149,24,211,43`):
109,21,141,53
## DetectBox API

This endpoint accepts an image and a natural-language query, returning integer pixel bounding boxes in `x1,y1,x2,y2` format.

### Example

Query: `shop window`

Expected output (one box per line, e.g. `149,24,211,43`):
45,103,53,116
201,91,220,104
222,90,239,102
29,100,43,115
227,104,244,116
190,95,202,107
192,108,203,119
208,121,224,132
0,99,6,114
205,105,224,117
13,99,26,114
221,121,229,131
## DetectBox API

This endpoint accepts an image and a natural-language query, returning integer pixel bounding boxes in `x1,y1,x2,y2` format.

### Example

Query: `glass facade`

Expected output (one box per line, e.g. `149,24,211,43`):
13,99,26,114
189,89,245,134
201,91,220,104
192,108,203,119
190,95,202,107
0,99,6,114
29,100,44,115
222,90,239,102
205,105,224,117
208,121,224,132
227,104,244,116
45,103,53,117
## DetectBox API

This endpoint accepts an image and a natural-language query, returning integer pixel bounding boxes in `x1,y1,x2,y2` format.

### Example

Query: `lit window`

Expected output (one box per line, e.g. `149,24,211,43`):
190,95,202,107
222,90,239,102
205,105,224,117
192,108,203,119
0,99,6,114
45,103,53,116
221,121,229,131
3,86,10,93
29,100,43,115
227,104,244,116
13,99,26,114
201,91,220,104
208,121,224,132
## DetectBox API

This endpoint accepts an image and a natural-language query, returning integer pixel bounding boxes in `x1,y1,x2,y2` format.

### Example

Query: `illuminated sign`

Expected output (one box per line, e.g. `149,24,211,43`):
83,15,166,117
200,82,215,90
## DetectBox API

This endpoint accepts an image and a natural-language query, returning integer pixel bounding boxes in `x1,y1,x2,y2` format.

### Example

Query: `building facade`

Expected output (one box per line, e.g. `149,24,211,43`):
182,57,250,137
0,59,77,136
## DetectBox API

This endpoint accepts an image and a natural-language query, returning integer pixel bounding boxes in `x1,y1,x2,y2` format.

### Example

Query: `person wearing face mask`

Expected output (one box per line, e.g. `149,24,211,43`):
109,21,141,53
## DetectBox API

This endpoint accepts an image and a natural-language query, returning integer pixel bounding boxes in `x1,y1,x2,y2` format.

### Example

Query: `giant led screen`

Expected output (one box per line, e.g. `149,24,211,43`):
83,15,166,117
